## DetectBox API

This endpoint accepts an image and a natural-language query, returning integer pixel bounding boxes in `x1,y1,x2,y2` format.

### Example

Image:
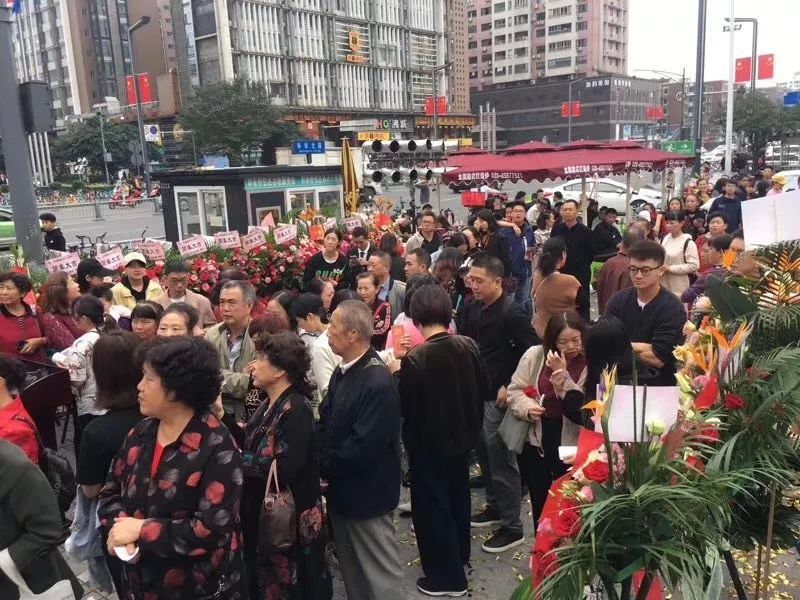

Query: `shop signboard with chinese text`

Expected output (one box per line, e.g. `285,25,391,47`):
244,174,341,192
291,140,326,155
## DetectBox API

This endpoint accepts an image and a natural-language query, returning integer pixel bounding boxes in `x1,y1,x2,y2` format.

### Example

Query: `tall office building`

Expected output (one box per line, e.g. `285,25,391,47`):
11,0,131,122
176,0,474,138
468,0,628,91
446,0,470,113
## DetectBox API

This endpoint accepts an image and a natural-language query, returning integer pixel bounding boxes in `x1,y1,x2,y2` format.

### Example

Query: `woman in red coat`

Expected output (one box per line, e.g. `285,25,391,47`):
0,355,39,464
0,272,46,361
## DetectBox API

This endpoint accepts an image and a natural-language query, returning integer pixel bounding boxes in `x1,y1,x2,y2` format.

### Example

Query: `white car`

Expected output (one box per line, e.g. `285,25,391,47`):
542,178,662,215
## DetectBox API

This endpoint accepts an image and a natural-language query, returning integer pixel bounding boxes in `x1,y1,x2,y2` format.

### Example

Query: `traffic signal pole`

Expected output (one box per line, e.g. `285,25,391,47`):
0,7,44,264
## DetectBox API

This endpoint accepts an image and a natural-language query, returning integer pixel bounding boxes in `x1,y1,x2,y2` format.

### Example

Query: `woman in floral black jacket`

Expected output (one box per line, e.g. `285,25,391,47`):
98,337,246,600
240,331,332,600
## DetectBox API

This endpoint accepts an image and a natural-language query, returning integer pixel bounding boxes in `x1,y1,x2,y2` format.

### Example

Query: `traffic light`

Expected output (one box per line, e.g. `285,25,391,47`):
361,139,451,188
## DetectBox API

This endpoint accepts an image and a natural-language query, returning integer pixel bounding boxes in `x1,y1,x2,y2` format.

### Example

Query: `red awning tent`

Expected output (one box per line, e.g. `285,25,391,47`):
442,141,693,187
502,141,558,154
446,147,494,168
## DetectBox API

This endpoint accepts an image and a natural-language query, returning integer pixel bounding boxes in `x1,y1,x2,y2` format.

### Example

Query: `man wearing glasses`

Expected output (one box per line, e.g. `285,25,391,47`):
154,260,217,331
604,240,687,386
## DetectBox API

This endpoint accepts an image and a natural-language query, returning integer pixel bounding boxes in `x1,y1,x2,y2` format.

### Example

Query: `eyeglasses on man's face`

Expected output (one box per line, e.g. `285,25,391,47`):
628,265,662,276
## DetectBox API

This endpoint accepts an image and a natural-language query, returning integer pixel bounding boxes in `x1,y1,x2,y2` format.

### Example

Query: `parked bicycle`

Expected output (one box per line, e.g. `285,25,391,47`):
68,232,108,258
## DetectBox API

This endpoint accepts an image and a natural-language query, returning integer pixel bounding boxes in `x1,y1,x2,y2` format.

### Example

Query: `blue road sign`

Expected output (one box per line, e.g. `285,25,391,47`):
784,91,800,107
292,140,326,155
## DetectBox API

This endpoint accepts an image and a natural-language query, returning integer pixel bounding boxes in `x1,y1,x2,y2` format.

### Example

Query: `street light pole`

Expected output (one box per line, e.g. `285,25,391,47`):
567,77,589,143
431,61,453,140
128,16,151,195
726,17,758,92
97,114,111,184
634,68,688,138
723,0,736,177
692,0,708,175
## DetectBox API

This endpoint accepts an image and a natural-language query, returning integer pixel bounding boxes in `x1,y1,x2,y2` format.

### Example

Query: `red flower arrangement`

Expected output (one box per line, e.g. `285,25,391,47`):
723,393,745,411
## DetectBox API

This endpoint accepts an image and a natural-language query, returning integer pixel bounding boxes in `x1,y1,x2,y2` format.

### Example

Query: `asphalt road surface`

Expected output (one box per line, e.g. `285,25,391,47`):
51,200,166,246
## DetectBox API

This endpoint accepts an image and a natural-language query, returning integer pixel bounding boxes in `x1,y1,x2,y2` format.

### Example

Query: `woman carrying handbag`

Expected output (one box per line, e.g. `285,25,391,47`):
240,331,332,600
0,439,82,600
502,313,587,531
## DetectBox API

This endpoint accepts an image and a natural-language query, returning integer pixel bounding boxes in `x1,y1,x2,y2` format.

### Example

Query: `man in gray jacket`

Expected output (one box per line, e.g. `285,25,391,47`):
204,280,255,417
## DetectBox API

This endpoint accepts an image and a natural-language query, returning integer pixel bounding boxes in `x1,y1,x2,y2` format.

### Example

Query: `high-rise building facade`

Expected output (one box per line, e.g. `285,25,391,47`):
176,0,474,138
11,0,132,123
468,0,628,91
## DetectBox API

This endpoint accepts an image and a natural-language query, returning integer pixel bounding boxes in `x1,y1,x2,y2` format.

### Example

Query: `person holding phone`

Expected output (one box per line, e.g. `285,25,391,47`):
506,312,587,531
345,227,375,288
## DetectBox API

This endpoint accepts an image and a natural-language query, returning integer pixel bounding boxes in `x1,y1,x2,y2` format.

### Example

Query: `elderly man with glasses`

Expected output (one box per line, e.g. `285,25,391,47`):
154,260,217,331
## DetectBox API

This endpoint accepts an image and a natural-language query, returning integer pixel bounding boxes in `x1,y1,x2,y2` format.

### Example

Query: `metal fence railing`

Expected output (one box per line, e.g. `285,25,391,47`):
35,197,164,223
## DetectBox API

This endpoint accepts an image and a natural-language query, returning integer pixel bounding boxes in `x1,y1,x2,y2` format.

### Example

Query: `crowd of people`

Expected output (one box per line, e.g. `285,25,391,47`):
0,169,772,600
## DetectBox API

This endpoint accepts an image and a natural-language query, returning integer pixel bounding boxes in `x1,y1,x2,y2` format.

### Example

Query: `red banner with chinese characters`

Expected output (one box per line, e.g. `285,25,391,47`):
125,74,154,104
138,73,153,103
735,57,752,83
645,106,665,121
758,54,774,80
561,102,581,118
425,96,448,116
125,76,136,105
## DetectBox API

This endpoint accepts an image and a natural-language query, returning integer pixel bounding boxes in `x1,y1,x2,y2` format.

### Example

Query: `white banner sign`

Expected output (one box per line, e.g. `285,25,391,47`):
274,224,298,245
45,252,80,276
176,236,207,258
137,241,166,261
241,228,267,252
344,217,362,232
96,246,125,271
213,231,242,249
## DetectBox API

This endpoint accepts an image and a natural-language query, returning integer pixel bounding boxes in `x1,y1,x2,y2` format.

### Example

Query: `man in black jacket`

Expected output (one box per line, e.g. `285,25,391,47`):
39,212,66,252
394,284,493,596
551,200,594,319
319,300,404,600
604,240,686,386
592,207,622,260
345,226,375,288
459,253,538,554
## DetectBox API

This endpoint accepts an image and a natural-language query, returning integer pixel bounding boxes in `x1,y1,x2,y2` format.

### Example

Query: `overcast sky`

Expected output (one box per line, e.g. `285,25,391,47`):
628,0,798,85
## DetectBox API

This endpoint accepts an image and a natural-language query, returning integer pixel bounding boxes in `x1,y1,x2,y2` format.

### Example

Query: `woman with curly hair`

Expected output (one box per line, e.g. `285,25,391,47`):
98,337,246,600
240,331,332,600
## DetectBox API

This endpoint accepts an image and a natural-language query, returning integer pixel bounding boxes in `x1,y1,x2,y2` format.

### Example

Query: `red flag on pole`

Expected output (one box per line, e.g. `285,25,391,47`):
757,54,774,80
734,57,752,83
436,96,448,115
424,97,434,116
138,73,153,103
125,75,137,104
561,102,570,118
571,102,581,117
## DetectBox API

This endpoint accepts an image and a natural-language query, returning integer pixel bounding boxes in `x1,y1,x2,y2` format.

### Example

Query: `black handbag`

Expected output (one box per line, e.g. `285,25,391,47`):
13,415,76,513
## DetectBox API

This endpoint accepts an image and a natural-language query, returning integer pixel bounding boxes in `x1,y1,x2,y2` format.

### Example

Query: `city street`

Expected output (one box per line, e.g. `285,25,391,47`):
50,200,166,246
